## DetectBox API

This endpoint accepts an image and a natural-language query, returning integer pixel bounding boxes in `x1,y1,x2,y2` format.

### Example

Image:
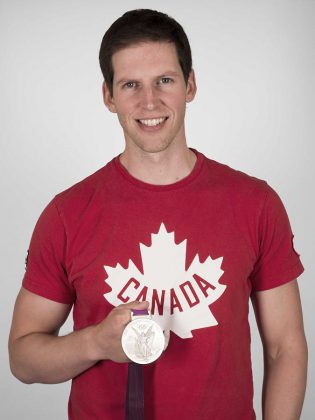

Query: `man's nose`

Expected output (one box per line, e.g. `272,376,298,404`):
139,86,160,110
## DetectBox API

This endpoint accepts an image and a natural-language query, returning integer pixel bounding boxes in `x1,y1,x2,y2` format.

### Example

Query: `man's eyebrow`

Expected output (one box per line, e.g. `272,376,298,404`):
116,77,139,85
157,71,181,77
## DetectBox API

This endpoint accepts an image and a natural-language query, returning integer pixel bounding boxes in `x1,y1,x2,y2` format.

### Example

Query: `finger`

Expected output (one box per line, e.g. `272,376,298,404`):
118,300,150,311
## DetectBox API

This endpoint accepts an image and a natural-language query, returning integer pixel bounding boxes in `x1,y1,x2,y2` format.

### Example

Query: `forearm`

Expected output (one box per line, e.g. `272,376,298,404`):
262,337,308,420
9,299,146,384
9,325,100,384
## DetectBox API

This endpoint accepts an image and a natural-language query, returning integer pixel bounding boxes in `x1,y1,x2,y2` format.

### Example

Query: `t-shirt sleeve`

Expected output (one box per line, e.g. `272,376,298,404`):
250,185,304,291
23,198,75,304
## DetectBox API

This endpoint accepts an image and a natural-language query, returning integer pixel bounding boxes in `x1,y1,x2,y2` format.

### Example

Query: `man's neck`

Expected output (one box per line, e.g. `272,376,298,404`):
119,145,197,185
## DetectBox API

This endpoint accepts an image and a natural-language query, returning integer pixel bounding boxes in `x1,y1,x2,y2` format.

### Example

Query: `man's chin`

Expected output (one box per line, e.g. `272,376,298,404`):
133,139,173,155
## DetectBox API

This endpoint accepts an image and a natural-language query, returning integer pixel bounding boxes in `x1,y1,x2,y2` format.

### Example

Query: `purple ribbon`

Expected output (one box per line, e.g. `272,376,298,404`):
132,309,149,316
125,362,144,420
125,308,148,420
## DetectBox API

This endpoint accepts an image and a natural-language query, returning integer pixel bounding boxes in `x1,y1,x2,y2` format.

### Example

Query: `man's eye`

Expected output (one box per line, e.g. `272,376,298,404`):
160,77,173,84
123,82,137,89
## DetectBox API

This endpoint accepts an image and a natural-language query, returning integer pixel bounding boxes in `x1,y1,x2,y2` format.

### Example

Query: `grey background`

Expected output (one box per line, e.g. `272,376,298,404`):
1,0,314,418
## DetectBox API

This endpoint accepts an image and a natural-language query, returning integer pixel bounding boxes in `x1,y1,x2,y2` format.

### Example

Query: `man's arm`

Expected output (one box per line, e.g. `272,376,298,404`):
251,279,307,420
9,287,148,384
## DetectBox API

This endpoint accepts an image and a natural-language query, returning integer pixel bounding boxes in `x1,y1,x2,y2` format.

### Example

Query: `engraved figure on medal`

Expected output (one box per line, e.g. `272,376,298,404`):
132,324,155,362
122,318,165,364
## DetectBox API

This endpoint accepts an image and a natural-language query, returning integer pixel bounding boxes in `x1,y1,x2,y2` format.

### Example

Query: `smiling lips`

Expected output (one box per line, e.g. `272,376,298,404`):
138,117,168,127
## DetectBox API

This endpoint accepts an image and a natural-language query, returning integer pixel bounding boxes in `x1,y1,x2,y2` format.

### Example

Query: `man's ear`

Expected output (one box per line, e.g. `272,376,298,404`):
102,81,117,113
185,69,197,103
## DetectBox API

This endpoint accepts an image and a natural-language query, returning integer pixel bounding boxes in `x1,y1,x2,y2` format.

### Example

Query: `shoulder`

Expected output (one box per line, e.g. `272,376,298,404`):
201,153,274,201
33,157,120,233
52,158,117,214
196,151,288,224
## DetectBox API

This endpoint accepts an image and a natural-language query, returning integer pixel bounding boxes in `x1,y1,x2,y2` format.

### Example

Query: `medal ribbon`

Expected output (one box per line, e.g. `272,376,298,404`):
125,309,148,420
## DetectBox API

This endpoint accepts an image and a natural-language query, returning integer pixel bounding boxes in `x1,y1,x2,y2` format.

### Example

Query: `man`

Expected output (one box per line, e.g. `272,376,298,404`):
9,9,307,420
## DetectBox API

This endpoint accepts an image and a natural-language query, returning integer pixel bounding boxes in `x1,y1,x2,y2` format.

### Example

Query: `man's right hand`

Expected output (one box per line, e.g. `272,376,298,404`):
91,300,150,363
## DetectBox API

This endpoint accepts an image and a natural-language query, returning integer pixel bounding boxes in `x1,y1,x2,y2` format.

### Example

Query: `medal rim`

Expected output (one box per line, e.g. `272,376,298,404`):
122,318,165,364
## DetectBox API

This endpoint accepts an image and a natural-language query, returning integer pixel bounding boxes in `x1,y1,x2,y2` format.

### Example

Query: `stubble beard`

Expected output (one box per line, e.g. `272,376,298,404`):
124,126,177,154
133,136,174,154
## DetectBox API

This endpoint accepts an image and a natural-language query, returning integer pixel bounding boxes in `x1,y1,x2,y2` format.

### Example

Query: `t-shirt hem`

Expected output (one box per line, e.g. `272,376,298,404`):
22,279,74,305
251,260,304,292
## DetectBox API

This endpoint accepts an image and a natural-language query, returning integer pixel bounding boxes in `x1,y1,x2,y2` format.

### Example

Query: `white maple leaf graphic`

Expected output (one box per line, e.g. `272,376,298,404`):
104,223,226,339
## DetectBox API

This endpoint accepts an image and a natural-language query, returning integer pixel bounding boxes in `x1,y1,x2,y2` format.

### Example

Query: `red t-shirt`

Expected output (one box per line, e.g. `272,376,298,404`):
23,149,304,419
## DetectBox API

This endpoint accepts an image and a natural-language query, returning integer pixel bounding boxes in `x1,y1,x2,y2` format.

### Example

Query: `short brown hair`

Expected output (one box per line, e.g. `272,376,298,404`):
99,9,192,96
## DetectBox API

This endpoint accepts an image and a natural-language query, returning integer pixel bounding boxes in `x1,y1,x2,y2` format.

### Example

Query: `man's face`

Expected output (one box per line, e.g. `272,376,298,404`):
103,41,196,154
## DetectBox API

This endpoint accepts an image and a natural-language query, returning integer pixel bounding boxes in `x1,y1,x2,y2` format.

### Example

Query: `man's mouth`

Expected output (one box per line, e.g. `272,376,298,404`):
137,117,168,127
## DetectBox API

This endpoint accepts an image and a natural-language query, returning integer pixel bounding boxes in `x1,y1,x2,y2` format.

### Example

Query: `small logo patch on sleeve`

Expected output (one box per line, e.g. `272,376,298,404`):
25,250,29,270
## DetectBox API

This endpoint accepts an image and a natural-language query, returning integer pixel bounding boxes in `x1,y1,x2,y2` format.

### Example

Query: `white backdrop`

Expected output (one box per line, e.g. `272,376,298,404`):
1,1,314,418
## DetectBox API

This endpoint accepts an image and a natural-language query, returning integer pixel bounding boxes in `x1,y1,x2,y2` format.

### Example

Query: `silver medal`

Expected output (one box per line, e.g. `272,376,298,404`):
122,317,165,364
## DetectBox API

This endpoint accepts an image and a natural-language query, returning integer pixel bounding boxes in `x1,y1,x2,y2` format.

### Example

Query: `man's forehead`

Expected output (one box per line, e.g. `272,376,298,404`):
111,41,182,80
